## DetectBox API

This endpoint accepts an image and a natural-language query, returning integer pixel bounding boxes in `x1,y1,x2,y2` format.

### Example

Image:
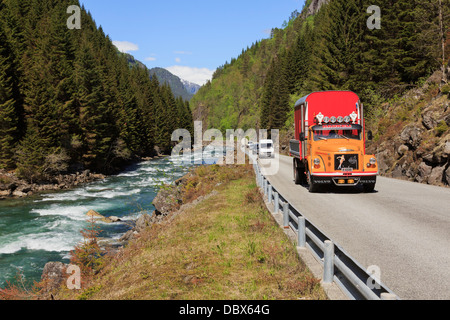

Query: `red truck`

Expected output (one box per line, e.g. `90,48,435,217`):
289,91,378,192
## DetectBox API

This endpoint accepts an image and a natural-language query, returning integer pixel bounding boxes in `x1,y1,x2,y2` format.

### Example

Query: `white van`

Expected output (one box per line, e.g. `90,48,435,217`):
259,139,275,158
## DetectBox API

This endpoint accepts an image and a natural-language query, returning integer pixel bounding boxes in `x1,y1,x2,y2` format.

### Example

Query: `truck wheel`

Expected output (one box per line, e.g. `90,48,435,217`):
308,172,319,193
293,159,301,185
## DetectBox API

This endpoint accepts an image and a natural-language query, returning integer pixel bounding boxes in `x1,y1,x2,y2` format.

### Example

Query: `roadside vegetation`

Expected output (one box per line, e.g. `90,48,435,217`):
48,163,327,300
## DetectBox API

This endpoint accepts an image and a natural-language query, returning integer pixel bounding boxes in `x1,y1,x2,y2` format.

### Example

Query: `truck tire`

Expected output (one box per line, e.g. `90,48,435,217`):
293,158,306,185
293,159,301,185
363,183,376,193
307,171,319,193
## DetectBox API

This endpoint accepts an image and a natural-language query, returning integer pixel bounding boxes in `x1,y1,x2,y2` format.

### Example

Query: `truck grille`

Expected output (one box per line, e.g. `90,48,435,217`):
335,154,358,171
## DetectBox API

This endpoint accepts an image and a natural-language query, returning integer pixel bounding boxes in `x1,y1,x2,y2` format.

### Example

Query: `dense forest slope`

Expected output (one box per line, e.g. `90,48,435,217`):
191,0,450,185
0,0,193,183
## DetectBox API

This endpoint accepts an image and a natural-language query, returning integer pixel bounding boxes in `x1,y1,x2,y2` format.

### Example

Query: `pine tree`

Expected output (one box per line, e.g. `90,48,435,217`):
15,126,48,183
0,19,19,169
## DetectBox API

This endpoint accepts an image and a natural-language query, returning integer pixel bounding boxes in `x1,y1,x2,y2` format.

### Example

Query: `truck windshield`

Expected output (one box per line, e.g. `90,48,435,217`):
312,125,362,141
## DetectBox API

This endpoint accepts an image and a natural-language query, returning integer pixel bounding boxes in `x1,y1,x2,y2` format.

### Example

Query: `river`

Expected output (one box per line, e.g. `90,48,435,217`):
0,154,200,288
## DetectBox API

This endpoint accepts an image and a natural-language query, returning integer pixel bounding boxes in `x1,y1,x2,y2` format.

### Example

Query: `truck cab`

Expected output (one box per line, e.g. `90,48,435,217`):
289,91,377,193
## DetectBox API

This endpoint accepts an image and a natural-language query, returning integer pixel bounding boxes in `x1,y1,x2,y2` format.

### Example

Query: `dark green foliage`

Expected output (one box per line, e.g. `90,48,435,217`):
0,0,191,180
192,0,449,132
0,19,19,169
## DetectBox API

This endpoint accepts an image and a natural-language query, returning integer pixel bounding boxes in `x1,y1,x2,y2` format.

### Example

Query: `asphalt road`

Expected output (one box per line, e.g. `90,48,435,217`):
261,154,450,300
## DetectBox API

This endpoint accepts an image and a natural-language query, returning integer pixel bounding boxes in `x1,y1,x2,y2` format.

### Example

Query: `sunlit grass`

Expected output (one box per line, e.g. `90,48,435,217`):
58,164,327,300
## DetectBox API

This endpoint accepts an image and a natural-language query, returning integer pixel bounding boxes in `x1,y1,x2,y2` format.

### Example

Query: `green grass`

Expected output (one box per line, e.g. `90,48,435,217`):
58,164,327,300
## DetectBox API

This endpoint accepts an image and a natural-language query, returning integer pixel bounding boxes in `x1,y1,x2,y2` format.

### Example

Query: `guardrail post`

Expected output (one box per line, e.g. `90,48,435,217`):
274,192,279,214
297,217,306,248
283,202,289,228
323,240,335,284
263,179,268,197
256,170,260,187
268,184,272,204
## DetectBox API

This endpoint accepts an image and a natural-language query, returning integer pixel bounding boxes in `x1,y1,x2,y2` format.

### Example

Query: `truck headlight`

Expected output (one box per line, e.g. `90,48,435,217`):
314,158,321,168
367,158,377,168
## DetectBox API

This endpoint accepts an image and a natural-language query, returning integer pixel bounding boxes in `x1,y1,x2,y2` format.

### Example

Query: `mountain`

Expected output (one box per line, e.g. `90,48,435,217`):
149,67,195,101
182,79,201,96
118,53,199,101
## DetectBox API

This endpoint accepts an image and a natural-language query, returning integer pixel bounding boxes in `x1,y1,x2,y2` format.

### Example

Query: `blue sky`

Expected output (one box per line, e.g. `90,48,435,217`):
80,0,306,85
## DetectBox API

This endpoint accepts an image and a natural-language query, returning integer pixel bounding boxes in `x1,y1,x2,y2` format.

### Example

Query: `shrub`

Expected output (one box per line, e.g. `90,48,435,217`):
69,216,104,288
435,120,449,136
440,84,450,95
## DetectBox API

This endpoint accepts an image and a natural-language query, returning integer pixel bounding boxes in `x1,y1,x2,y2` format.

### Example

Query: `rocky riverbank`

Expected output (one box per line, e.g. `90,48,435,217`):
39,166,221,296
0,170,107,200
0,151,171,201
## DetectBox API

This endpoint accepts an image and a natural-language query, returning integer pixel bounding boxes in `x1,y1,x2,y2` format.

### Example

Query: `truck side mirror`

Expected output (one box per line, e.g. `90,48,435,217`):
299,133,305,141
367,131,373,141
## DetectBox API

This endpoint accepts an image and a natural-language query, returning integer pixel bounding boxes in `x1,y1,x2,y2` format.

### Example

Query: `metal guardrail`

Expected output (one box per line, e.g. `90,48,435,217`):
251,159,400,300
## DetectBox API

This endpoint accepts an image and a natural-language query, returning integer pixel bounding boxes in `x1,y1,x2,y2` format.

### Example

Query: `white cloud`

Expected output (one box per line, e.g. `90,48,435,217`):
112,41,139,53
145,57,157,61
165,66,215,86
175,57,181,63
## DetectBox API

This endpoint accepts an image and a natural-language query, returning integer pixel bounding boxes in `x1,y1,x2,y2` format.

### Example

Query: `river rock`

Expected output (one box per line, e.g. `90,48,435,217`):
134,213,152,232
86,209,113,223
152,185,182,215
41,262,68,295
12,190,27,197
0,190,11,197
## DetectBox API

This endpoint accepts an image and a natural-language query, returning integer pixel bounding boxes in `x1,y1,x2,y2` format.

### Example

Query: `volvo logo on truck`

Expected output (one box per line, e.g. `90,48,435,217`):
289,91,378,193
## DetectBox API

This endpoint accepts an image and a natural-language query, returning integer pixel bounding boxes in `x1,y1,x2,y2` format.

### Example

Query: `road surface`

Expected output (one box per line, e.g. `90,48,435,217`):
262,154,450,300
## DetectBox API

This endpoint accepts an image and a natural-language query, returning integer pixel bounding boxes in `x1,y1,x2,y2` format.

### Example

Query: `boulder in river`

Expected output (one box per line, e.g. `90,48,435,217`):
86,209,116,223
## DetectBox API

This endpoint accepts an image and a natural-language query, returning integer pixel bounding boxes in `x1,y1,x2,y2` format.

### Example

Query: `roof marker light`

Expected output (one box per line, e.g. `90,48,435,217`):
330,116,337,123
344,116,351,123
337,116,344,123
323,117,330,124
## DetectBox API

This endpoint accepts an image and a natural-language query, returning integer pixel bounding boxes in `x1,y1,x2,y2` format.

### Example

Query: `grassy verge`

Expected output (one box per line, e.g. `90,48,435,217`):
58,164,327,300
